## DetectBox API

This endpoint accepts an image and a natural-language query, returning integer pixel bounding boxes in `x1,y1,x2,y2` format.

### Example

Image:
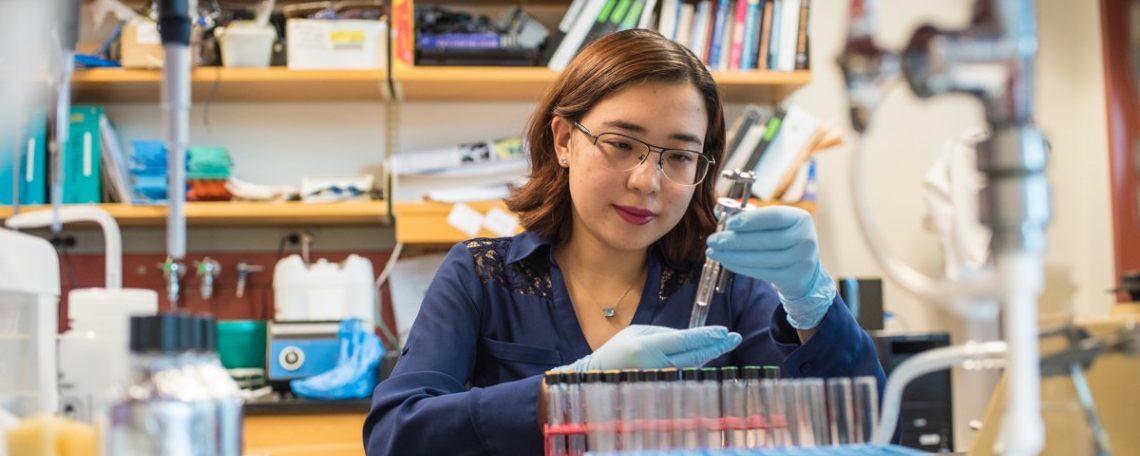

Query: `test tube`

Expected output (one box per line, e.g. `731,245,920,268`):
619,369,643,451
545,371,568,455
720,367,747,448
804,378,830,446
782,379,814,447
852,376,879,444
679,367,702,449
660,368,682,450
583,370,605,453
826,377,855,445
699,367,723,449
760,379,788,448
743,366,766,448
641,369,661,450
565,372,587,455
599,370,622,451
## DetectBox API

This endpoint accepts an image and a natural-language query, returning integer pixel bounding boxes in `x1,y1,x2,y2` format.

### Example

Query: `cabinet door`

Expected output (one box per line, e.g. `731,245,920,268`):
1102,0,1140,300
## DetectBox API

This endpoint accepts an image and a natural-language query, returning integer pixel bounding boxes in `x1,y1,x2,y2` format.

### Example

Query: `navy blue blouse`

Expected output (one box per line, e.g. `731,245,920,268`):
363,231,886,456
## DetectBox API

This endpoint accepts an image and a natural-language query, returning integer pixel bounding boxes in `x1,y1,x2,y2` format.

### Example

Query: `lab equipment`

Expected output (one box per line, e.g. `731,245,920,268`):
196,257,221,300
158,258,187,309
214,21,277,68
188,316,243,455
290,318,384,400
267,320,341,387
47,0,82,232
273,254,376,328
0,228,59,418
838,0,1049,453
555,325,741,373
103,314,218,455
160,0,191,263
216,320,268,372
540,368,888,455
234,261,264,298
689,170,754,328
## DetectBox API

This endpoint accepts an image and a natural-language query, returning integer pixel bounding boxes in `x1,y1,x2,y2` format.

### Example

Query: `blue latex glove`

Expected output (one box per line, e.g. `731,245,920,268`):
706,206,837,330
291,318,384,400
557,325,742,373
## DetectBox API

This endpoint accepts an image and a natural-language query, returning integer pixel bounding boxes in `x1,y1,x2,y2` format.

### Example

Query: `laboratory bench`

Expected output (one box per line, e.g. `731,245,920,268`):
244,397,371,456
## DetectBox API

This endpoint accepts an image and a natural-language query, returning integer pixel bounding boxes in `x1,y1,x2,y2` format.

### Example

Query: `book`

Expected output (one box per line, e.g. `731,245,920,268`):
675,2,695,48
740,0,761,70
779,158,812,202
708,0,731,68
757,0,774,70
776,0,801,71
418,33,501,49
750,104,818,200
98,113,132,204
0,107,47,205
658,0,679,39
717,106,771,196
540,0,589,65
794,0,811,70
742,109,784,172
728,0,749,70
547,0,610,70
638,0,659,29
690,1,711,62
769,127,823,199
65,106,103,204
717,5,734,71
620,0,648,31
766,0,782,70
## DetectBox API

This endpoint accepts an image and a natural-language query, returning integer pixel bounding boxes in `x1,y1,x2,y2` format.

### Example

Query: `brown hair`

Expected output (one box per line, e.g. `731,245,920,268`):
505,29,726,266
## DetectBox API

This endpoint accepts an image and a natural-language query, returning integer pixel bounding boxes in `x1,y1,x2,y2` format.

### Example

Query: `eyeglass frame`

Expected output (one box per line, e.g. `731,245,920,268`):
571,121,717,186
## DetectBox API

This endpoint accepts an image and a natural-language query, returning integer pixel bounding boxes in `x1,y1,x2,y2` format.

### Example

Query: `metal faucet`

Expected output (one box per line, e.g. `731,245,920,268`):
158,257,186,310
195,257,221,300
235,261,264,298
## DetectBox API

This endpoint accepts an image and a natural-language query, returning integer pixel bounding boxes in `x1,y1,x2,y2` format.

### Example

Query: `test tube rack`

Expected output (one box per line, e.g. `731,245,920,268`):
543,366,896,456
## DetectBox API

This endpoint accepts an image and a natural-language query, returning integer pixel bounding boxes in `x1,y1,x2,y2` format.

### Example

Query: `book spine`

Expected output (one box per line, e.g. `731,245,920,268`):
658,0,679,38
393,0,414,65
621,0,647,30
794,0,810,70
708,0,730,68
757,0,773,70
739,0,760,70
777,0,800,71
728,0,748,70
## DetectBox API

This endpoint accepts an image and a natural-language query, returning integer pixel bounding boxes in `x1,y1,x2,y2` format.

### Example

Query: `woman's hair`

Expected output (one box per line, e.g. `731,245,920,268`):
505,29,726,266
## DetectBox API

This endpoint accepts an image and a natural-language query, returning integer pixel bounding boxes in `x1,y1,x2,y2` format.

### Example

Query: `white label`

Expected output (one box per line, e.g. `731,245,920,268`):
83,132,92,176
25,138,35,182
918,433,941,446
482,207,519,238
135,22,160,45
446,203,484,237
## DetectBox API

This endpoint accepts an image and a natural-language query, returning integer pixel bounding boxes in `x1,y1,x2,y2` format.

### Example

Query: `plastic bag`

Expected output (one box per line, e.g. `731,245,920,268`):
290,318,384,400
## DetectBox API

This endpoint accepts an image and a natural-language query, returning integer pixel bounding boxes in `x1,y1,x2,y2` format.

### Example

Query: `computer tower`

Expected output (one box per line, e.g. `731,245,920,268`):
873,332,954,452
837,277,884,331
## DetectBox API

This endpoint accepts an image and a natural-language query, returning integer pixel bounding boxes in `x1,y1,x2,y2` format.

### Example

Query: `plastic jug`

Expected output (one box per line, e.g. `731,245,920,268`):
273,255,375,329
0,228,59,418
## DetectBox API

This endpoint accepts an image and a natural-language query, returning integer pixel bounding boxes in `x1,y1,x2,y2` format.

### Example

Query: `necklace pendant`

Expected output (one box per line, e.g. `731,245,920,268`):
602,307,616,318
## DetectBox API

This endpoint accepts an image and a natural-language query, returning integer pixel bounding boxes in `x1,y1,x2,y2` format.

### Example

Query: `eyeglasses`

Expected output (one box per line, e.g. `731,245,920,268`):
572,122,714,186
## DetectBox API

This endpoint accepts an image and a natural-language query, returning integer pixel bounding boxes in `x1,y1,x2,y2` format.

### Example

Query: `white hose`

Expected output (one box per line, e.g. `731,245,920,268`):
874,340,1008,445
163,44,190,260
5,206,122,289
850,133,1000,318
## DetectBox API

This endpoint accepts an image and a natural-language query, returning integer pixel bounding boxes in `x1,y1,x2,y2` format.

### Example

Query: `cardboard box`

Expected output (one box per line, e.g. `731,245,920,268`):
286,19,387,70
120,21,164,69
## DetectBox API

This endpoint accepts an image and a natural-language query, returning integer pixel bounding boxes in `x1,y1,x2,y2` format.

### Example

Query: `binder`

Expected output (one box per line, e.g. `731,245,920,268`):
64,106,103,204
0,107,47,205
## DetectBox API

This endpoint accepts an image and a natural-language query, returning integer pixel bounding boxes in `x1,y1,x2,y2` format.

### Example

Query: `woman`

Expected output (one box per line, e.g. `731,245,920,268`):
363,29,885,455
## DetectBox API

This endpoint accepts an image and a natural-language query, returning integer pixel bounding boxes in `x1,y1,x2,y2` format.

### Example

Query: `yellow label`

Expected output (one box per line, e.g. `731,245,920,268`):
329,30,365,44
70,113,85,123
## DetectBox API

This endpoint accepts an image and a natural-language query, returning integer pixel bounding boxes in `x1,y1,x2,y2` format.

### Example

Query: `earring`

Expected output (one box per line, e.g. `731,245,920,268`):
561,157,569,165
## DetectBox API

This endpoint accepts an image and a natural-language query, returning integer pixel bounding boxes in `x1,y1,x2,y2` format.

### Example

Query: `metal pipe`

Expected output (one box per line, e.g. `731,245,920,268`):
159,0,194,260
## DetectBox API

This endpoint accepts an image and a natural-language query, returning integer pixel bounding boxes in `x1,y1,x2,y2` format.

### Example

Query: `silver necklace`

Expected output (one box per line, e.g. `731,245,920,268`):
566,270,637,318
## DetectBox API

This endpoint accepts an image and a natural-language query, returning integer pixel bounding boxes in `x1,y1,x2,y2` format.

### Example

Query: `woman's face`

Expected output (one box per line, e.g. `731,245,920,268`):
553,81,708,254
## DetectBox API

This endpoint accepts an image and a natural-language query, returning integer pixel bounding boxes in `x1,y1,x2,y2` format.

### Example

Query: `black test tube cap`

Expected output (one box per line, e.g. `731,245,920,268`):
622,369,641,382
700,367,720,382
681,367,700,381
565,371,581,385
743,366,761,380
762,366,781,379
603,370,622,383
129,313,183,353
643,369,661,382
720,366,739,380
585,370,603,383
660,368,680,381
545,371,563,385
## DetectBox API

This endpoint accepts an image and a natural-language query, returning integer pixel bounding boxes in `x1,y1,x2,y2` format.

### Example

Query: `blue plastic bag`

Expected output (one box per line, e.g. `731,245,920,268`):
290,318,384,400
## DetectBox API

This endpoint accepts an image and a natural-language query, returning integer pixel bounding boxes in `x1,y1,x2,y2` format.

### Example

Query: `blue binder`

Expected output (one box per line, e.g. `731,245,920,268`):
64,106,103,204
0,107,47,205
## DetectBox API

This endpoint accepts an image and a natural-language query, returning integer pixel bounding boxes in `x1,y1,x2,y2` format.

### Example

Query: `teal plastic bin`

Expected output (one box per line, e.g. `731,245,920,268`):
217,320,267,370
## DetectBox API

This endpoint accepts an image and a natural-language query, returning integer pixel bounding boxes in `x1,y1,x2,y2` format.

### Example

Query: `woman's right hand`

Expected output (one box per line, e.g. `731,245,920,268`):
556,325,742,373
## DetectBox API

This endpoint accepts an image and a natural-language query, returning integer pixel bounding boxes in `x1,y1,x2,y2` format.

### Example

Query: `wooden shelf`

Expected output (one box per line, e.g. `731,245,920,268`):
393,200,520,244
391,61,810,102
393,199,816,245
71,68,389,103
0,201,390,227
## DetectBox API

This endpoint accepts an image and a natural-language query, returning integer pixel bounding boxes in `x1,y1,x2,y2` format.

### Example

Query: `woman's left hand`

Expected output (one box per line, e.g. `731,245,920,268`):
705,205,836,330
